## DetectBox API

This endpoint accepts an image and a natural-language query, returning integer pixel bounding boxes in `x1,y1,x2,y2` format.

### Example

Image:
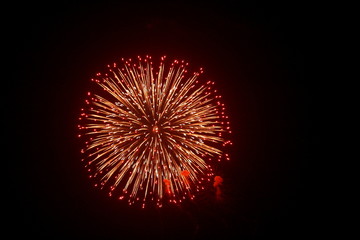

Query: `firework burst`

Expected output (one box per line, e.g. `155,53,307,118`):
78,55,232,208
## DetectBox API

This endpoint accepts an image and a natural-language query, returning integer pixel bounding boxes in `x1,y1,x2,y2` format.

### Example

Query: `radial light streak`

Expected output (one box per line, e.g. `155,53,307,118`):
78,55,232,208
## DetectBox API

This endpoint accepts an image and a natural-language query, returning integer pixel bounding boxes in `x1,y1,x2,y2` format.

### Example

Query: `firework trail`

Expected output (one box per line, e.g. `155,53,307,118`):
78,55,232,208
213,175,224,201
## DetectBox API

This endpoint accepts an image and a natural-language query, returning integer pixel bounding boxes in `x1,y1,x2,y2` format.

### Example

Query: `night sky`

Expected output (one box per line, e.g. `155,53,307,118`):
11,1,313,239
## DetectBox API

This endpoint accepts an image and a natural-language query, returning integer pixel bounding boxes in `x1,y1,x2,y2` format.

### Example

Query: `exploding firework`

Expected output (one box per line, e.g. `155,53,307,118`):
78,55,232,208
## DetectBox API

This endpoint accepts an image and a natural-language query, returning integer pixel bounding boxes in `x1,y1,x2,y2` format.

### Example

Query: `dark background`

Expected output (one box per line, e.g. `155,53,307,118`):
11,1,313,239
